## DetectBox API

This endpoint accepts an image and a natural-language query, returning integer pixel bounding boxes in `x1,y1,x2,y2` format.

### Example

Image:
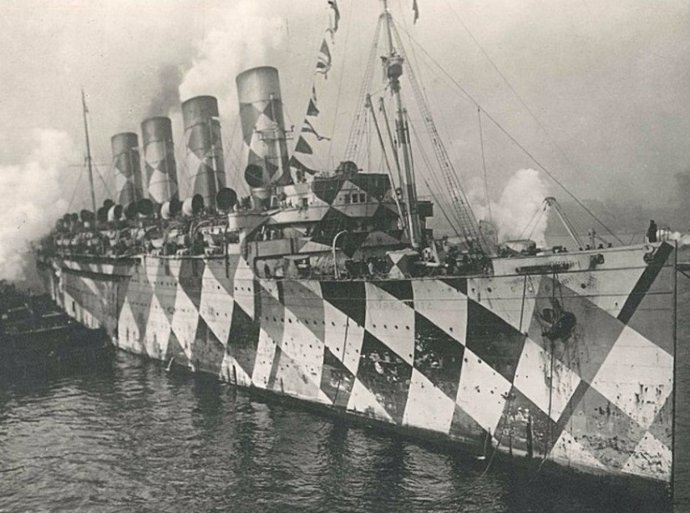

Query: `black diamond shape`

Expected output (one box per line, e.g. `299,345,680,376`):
414,312,464,399
527,276,625,384
466,299,526,382
321,280,366,327
267,345,283,390
374,279,414,309
164,330,188,367
178,258,205,310
191,316,224,374
440,277,467,295
356,331,413,424
227,304,260,378
563,385,647,470
449,404,488,446
618,242,673,324
495,386,558,459
320,347,355,408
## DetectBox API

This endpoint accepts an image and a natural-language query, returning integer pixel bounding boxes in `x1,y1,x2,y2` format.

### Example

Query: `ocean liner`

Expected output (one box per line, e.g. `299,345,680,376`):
36,0,678,492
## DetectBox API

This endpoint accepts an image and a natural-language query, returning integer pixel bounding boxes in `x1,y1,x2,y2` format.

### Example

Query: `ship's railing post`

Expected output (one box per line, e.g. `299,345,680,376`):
671,239,678,504
332,230,348,279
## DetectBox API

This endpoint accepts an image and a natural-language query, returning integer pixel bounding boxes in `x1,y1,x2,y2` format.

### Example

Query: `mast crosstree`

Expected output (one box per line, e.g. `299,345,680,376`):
381,0,422,249
347,1,488,254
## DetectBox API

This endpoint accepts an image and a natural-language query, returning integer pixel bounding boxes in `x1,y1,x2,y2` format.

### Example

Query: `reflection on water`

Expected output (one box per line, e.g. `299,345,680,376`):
0,350,676,513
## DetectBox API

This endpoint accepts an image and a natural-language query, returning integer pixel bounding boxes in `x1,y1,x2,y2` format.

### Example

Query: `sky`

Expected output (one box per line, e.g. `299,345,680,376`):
0,0,689,277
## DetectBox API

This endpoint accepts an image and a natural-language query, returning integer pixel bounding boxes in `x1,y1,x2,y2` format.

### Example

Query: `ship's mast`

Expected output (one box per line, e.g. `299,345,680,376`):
382,0,422,248
81,90,98,218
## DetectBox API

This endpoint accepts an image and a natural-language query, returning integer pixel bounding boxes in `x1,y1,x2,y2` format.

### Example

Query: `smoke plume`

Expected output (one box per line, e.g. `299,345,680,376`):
178,0,285,111
472,168,550,246
147,64,185,118
0,129,77,280
659,230,690,248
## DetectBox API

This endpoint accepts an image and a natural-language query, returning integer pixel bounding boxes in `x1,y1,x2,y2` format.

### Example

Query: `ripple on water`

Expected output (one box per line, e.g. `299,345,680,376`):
0,351,679,513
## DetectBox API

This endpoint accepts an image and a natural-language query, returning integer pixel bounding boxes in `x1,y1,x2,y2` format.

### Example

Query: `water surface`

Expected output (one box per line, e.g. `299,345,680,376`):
0,351,678,513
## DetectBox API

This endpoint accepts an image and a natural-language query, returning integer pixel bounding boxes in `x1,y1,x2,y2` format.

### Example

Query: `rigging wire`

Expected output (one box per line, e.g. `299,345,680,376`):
526,207,547,241
444,0,590,193
410,110,464,238
408,112,464,231
477,107,493,227
344,15,383,163
409,116,464,240
517,202,545,241
395,24,624,245
66,166,85,212
325,0,354,170
92,162,112,200
390,21,489,252
284,0,335,170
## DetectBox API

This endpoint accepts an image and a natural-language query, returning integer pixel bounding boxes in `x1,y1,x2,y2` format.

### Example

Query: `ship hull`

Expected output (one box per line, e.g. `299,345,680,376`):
36,242,676,488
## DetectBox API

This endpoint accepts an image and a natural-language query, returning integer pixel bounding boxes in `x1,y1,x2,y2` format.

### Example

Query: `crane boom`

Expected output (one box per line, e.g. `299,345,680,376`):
545,196,583,249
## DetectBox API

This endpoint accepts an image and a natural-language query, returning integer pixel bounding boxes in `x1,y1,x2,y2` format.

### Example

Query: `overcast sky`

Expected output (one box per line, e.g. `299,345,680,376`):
0,0,688,274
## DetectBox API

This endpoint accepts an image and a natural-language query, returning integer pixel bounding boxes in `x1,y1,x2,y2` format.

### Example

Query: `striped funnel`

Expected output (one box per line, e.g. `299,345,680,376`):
181,95,226,209
236,66,292,188
141,116,179,204
111,132,144,206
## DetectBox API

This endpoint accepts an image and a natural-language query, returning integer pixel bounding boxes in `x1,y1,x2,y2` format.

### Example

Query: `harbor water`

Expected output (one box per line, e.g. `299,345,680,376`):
0,276,687,513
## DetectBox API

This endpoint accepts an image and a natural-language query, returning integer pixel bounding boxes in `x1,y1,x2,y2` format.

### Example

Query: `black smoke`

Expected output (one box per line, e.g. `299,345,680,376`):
146,64,185,117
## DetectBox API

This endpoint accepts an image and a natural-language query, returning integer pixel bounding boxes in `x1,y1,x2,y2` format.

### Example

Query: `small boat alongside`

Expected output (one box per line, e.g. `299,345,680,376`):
0,291,111,380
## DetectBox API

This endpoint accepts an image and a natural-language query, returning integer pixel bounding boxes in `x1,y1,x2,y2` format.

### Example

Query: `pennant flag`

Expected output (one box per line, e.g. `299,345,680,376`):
295,136,314,155
316,39,332,78
289,155,317,175
288,3,339,178
307,98,320,117
328,0,340,32
302,119,330,141
307,85,320,116
413,0,419,24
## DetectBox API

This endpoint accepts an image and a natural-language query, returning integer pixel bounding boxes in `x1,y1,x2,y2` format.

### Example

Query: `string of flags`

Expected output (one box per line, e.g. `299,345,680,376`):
302,118,331,141
316,39,332,78
290,0,340,180
328,0,340,32
290,0,417,180
307,85,320,117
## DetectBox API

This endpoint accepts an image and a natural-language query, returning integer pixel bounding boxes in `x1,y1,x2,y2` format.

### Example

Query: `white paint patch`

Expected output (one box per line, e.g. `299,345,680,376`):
557,267,645,317
80,276,100,298
322,299,364,376
365,282,415,365
456,348,512,435
252,328,277,389
199,265,235,344
591,325,673,430
221,354,252,386
144,293,168,358
258,278,281,304
411,279,468,343
550,430,607,471
347,378,393,423
513,338,581,421
233,257,255,318
622,431,671,481
467,275,539,333
281,309,325,389
117,298,140,353
170,284,198,358
403,369,455,433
